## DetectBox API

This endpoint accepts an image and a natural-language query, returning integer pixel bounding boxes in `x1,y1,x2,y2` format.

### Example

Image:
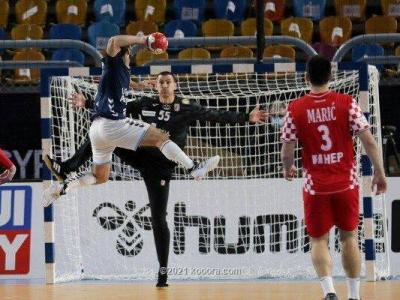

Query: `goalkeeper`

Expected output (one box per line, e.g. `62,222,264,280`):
44,71,268,287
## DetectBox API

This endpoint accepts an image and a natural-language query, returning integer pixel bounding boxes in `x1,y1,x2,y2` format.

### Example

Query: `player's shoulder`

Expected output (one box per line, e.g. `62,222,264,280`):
329,91,353,107
329,91,352,100
286,97,303,111
138,96,159,107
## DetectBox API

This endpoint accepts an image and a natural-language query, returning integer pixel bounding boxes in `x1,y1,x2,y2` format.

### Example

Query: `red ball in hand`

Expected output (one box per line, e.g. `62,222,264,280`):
147,32,168,54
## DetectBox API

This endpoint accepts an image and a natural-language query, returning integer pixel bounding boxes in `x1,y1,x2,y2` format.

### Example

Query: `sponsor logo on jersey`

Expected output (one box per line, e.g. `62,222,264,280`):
93,201,152,257
0,186,32,274
174,103,180,112
162,104,171,110
141,110,156,117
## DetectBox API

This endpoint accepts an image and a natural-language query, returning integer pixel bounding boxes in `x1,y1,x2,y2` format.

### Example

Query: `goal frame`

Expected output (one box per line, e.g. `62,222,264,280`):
40,62,382,283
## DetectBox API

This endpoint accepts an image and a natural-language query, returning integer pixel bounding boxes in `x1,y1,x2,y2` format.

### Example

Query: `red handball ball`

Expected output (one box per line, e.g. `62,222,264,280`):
147,32,168,54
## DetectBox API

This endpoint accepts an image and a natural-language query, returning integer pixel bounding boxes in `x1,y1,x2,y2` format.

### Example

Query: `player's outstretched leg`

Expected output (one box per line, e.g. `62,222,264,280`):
141,127,220,179
188,155,220,179
43,154,67,182
43,172,98,207
43,182,65,207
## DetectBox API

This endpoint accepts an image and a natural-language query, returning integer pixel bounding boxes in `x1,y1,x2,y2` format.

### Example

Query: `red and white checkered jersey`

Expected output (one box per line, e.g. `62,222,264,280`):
281,91,370,194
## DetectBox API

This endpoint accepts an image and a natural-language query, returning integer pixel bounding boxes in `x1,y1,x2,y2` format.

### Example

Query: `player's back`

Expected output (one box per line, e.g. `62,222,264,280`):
92,53,130,120
287,91,368,194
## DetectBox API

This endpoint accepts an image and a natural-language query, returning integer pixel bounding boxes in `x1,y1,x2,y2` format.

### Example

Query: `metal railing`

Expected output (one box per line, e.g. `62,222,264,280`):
333,33,400,63
0,39,102,66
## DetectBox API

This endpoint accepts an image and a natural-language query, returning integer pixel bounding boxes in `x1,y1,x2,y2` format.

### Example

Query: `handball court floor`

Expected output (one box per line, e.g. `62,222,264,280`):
1,280,399,300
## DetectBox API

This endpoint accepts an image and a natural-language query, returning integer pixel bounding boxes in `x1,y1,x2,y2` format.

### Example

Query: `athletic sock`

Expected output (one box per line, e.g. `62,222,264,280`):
320,276,336,296
347,277,360,299
65,173,97,193
159,140,194,169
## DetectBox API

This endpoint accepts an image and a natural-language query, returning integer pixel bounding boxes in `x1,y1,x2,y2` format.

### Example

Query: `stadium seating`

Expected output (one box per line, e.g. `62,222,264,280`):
396,45,400,56
280,17,314,44
365,15,397,35
135,48,168,66
213,0,248,23
202,19,235,50
335,0,366,21
202,19,235,37
381,0,400,18
319,16,352,47
263,45,296,60
125,20,158,36
174,0,206,23
352,43,384,70
241,18,273,37
11,24,43,41
15,0,47,25
312,42,337,61
11,49,45,83
49,24,81,40
220,46,253,58
259,0,286,22
293,0,327,21
164,20,198,38
88,21,120,52
51,49,85,65
49,24,84,65
56,0,88,26
178,47,211,60
0,27,7,55
94,0,126,26
135,0,166,24
0,0,9,28
164,20,198,50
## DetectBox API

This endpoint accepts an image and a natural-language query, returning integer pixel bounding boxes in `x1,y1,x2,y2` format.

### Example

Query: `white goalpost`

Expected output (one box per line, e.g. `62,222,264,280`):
41,63,389,283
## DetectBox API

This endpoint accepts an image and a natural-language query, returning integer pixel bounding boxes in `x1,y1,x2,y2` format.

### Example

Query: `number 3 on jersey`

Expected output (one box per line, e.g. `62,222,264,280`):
158,110,170,121
317,125,332,151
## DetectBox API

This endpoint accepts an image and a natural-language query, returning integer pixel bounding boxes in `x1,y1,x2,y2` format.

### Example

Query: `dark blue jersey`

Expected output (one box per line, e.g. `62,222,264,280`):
91,53,130,120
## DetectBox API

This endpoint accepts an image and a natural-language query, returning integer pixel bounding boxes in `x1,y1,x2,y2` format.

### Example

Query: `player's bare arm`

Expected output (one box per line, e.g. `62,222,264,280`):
358,130,387,194
106,35,147,57
281,141,296,181
69,80,155,108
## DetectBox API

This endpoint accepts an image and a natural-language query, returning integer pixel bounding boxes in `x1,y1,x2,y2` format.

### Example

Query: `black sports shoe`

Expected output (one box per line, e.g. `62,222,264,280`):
323,293,338,300
43,154,66,181
156,270,168,288
348,298,361,300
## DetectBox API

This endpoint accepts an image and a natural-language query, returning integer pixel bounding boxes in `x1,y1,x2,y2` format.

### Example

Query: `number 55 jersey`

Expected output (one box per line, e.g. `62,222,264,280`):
281,91,370,195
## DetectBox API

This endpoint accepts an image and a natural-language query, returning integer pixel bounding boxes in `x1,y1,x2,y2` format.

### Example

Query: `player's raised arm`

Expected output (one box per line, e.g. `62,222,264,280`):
106,33,168,57
189,102,268,125
106,35,147,57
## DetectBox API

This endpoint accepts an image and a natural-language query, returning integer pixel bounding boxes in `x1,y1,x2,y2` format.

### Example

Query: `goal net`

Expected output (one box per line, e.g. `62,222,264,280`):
44,64,389,282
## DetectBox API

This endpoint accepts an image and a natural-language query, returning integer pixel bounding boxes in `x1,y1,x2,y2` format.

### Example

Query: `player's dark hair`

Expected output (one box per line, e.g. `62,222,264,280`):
306,55,331,86
158,71,177,83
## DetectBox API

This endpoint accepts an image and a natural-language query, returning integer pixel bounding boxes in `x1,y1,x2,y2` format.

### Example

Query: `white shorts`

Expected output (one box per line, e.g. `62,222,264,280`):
89,117,150,165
